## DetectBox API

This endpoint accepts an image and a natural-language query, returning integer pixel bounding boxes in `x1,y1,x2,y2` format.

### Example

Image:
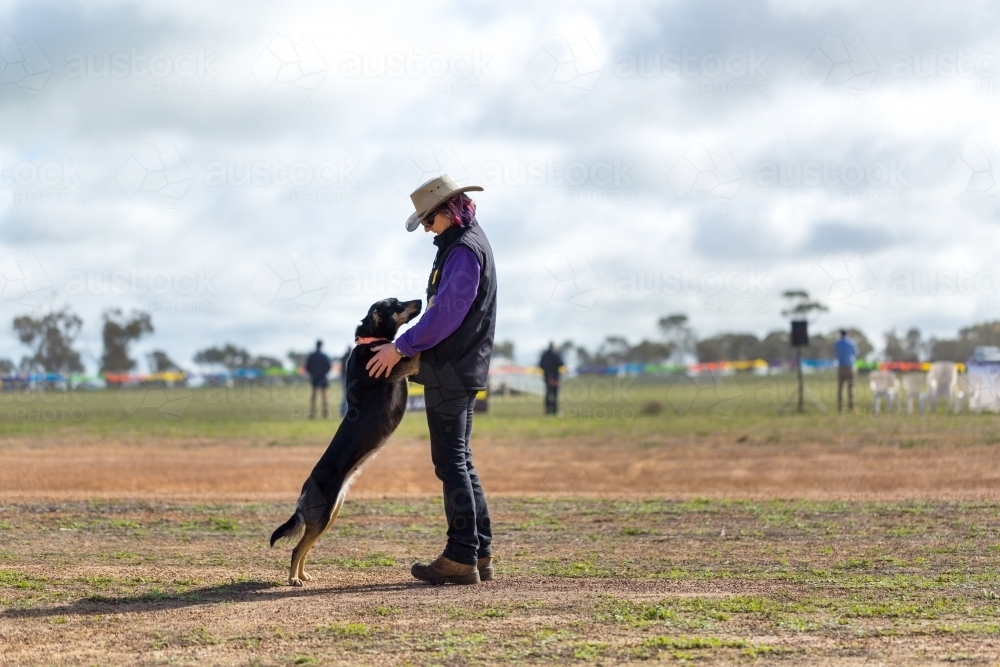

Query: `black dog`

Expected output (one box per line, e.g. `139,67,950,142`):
270,297,422,585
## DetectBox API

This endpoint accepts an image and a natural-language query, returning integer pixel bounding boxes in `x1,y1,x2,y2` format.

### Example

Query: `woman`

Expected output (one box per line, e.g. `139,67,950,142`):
366,174,496,585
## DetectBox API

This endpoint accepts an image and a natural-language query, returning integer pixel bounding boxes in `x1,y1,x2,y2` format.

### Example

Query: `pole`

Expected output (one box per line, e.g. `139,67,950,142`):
796,346,804,413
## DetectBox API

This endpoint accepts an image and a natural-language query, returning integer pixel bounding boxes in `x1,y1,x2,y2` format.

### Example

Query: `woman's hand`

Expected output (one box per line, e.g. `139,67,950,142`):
366,344,402,378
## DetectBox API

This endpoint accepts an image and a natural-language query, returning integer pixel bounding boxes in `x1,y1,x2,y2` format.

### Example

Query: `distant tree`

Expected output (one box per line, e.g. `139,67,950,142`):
781,289,828,319
147,350,182,373
193,345,286,371
194,344,252,369
845,328,874,360
249,355,284,371
808,332,834,360
744,327,873,363
13,307,84,373
760,330,790,361
557,339,574,358
696,333,762,362
287,350,309,370
658,313,695,360
100,309,154,373
598,336,631,364
930,321,1000,361
807,328,872,361
624,340,672,364
573,336,671,366
493,340,515,359
884,327,924,362
0,358,14,375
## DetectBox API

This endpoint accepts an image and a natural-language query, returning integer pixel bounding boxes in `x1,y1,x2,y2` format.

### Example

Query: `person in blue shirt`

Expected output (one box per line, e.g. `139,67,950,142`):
834,329,858,413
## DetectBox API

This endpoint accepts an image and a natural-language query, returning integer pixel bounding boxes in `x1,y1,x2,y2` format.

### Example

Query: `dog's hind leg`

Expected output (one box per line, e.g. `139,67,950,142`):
296,495,346,583
286,478,332,586
289,522,324,586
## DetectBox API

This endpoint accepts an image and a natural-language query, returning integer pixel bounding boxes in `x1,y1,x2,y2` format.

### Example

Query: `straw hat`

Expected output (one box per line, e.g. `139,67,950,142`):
405,174,483,232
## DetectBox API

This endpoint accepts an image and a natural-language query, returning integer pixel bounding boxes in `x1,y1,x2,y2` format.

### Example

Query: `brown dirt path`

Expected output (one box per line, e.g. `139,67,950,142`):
2,434,1000,500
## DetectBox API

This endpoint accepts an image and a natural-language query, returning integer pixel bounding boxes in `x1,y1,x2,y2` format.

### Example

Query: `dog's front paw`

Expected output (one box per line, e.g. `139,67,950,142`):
300,572,312,581
289,577,304,587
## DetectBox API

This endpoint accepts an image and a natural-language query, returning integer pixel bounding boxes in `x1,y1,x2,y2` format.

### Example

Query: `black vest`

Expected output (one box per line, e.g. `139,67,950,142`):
413,219,496,391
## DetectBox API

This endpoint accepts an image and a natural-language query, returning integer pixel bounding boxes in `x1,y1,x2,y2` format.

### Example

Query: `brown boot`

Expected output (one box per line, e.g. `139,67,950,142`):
411,554,480,585
478,557,494,582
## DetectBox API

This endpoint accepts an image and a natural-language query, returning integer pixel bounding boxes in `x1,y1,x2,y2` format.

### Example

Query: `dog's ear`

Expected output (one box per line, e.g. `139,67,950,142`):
371,311,381,327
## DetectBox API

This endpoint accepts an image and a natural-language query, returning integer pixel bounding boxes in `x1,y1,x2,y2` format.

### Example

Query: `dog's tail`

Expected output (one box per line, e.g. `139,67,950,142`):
269,511,304,547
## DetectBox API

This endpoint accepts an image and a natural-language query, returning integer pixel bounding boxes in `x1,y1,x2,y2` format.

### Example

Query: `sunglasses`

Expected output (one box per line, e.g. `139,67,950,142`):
421,208,441,227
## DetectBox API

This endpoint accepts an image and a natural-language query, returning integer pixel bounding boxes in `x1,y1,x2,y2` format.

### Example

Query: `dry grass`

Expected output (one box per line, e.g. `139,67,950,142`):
2,497,1000,665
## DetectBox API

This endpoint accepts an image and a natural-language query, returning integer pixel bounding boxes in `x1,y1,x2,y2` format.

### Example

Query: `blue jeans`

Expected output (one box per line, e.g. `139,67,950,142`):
425,387,492,565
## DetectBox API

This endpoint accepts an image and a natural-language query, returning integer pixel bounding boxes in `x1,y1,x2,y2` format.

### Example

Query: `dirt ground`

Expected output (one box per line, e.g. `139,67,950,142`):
3,430,1000,665
2,496,1000,665
3,431,1000,501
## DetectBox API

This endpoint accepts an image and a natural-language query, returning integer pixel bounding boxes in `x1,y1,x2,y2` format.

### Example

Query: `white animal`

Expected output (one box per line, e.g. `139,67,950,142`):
900,373,926,415
926,361,963,413
869,370,900,415
967,367,999,413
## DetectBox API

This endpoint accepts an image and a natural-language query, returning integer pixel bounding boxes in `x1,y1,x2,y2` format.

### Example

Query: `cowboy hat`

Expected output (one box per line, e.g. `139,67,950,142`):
405,174,484,232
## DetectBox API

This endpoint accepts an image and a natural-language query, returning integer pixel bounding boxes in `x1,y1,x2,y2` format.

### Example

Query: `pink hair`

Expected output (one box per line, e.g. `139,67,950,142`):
433,193,476,228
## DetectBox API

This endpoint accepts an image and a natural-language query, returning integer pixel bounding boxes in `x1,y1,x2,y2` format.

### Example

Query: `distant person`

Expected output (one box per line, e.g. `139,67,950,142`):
834,329,858,413
305,340,332,419
539,342,564,415
339,345,351,418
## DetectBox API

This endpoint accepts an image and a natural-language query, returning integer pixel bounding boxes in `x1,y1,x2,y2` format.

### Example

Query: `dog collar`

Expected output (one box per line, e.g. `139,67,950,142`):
355,337,391,345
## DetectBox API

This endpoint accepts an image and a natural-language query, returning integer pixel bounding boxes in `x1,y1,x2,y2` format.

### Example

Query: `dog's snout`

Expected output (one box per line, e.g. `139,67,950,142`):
403,299,422,322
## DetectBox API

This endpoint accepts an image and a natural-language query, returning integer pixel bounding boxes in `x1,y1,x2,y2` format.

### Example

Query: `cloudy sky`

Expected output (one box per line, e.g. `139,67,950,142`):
1,0,999,370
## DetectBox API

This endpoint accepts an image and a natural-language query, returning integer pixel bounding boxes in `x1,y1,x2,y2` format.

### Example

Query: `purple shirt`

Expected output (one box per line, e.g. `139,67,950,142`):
395,246,480,357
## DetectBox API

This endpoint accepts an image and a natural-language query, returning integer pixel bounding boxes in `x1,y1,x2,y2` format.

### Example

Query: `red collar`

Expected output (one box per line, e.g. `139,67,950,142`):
355,337,390,345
